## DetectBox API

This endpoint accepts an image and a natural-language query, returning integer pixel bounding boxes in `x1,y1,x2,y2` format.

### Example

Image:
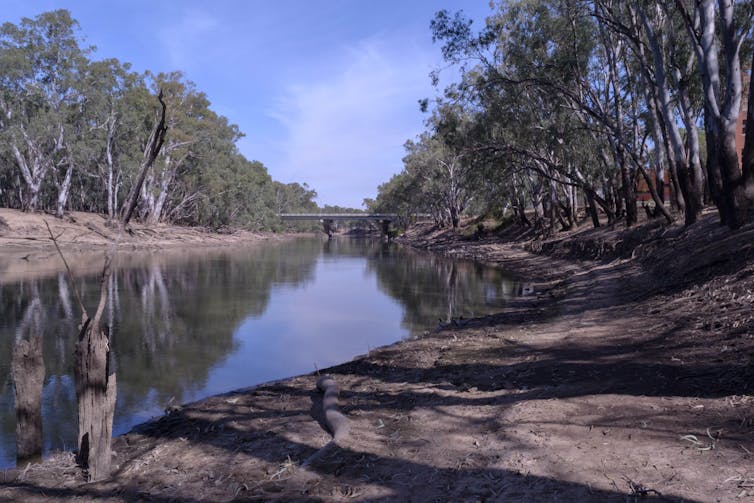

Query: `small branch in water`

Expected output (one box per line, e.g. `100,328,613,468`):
44,220,87,318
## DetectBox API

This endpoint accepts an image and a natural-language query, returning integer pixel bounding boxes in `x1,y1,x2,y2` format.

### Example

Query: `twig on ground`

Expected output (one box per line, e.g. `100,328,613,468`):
624,476,663,500
680,433,715,451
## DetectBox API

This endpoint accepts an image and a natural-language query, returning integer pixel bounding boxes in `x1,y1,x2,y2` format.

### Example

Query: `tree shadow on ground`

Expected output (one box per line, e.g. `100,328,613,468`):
1,349,727,502
330,332,753,401
53,373,716,501
90,403,703,501
0,481,287,503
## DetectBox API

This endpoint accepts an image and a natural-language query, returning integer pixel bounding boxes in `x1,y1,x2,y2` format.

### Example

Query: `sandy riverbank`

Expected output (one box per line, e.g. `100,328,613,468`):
0,208,292,283
0,208,284,252
1,211,753,502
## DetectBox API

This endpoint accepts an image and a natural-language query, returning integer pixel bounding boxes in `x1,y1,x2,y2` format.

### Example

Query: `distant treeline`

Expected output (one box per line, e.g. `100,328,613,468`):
0,10,358,231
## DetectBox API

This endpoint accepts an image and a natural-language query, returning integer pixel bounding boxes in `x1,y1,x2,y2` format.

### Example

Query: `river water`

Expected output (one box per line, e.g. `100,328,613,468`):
0,237,529,468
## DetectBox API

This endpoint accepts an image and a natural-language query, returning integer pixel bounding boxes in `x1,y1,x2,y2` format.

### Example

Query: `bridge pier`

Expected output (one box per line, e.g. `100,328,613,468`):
279,214,400,238
380,219,391,240
322,219,334,239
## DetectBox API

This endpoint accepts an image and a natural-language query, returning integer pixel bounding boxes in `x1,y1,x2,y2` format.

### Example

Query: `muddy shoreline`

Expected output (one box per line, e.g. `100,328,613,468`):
1,212,753,502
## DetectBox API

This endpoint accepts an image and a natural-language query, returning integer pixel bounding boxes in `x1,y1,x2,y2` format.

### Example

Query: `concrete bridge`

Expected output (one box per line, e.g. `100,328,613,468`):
279,213,398,238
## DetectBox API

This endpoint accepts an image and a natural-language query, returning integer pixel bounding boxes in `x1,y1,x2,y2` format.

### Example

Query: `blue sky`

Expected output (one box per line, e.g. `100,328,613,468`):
2,1,492,208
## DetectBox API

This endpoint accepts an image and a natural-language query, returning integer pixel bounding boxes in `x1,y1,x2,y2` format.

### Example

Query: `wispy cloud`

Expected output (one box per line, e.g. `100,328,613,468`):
159,8,220,72
266,36,434,207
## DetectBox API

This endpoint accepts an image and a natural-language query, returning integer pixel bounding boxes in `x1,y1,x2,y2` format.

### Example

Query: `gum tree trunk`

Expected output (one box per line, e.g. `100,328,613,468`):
678,0,748,228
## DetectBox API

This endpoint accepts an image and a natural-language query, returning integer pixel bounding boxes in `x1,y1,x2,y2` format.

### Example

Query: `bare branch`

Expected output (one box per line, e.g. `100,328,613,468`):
120,90,169,226
44,220,87,318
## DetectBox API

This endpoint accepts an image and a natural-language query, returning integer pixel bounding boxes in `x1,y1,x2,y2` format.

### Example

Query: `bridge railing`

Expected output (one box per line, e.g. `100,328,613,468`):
279,213,398,221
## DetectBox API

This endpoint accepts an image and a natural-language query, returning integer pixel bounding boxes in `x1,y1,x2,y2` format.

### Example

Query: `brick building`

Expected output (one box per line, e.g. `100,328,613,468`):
639,66,751,203
736,67,751,166
637,171,670,202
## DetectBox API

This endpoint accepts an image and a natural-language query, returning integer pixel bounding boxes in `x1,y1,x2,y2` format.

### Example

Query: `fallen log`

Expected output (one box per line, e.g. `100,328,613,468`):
300,375,349,469
316,375,349,443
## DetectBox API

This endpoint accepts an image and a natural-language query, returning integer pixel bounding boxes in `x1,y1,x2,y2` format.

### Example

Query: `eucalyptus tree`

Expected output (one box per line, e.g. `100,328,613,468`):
76,59,150,220
366,170,424,229
178,153,278,230
429,3,620,229
425,103,478,228
0,10,89,214
119,89,168,227
592,0,705,225
271,181,320,231
272,181,318,214
136,72,207,224
401,125,474,229
744,50,754,195
673,0,753,229
428,0,688,228
469,83,559,229
431,2,622,228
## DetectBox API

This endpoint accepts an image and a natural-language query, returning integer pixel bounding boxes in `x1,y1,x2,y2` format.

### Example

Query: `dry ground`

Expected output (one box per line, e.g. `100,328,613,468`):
1,210,753,502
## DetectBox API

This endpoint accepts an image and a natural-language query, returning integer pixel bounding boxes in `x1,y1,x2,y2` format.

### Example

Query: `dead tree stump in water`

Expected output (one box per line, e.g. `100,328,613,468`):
73,258,116,482
46,220,118,482
74,318,116,481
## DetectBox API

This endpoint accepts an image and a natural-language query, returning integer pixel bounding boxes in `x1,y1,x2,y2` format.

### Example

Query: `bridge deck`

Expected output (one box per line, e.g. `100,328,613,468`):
279,213,397,221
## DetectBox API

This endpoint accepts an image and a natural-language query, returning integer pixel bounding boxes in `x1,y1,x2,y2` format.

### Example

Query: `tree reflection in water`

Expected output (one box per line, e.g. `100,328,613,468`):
0,237,527,468
359,241,526,334
11,289,44,464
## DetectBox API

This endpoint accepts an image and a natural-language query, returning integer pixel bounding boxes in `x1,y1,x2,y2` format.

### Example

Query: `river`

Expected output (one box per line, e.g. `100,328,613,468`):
0,237,529,468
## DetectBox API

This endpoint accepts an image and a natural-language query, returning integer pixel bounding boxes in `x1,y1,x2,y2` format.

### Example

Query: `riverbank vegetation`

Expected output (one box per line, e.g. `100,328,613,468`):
368,1,753,233
0,10,363,232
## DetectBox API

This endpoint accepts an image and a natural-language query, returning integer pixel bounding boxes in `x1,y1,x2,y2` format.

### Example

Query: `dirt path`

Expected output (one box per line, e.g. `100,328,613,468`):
1,216,753,502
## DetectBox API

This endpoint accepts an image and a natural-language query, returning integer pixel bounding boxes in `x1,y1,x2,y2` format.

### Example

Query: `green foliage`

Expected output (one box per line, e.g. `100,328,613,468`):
375,0,754,231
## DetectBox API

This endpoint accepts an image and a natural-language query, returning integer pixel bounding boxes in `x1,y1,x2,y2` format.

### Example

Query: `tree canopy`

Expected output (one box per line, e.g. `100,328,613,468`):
369,0,754,232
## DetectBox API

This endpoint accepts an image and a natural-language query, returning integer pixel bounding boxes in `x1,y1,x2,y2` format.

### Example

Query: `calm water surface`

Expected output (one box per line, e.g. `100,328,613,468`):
0,237,529,468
